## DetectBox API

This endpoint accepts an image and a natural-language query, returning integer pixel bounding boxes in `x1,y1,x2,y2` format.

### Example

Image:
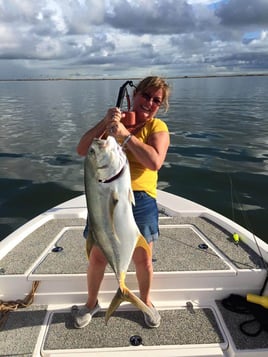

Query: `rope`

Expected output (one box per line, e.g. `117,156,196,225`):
0,281,40,330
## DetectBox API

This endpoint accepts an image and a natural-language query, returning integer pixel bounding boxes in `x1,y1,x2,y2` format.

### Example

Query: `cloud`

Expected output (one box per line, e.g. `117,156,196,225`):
215,0,268,27
105,0,198,35
0,0,267,79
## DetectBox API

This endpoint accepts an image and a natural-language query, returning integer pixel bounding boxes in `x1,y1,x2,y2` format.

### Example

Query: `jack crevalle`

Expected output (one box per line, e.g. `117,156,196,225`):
84,135,155,324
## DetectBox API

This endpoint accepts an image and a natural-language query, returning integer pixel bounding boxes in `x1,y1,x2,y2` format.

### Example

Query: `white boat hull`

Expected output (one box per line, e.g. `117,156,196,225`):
0,191,267,356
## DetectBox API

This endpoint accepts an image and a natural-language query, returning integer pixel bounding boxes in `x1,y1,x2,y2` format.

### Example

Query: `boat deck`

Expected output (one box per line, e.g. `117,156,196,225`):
1,212,268,356
0,215,263,275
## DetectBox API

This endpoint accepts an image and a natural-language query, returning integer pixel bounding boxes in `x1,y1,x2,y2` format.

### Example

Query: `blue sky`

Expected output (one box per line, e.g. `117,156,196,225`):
0,0,267,79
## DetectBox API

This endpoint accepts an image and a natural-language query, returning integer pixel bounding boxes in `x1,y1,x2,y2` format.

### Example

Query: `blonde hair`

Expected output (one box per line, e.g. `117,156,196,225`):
134,76,170,112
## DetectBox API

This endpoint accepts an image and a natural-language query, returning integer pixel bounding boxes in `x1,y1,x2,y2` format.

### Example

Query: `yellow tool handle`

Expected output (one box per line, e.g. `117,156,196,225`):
247,293,268,308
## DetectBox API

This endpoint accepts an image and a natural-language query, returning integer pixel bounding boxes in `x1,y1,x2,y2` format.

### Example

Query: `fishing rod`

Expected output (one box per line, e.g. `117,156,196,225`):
115,80,135,109
228,174,268,299
115,80,136,127
100,80,136,139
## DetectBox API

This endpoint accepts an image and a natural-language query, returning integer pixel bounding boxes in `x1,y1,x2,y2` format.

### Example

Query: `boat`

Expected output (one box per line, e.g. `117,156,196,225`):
0,190,267,356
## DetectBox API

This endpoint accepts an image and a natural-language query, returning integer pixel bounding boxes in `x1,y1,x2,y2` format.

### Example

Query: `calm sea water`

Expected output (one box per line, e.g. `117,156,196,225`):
0,77,267,242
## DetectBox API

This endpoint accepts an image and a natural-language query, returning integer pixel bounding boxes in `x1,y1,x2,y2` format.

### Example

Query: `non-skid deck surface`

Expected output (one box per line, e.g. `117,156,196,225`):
162,216,264,270
0,218,85,275
0,305,47,356
43,307,225,351
0,215,263,276
33,215,263,274
32,223,230,275
1,213,267,355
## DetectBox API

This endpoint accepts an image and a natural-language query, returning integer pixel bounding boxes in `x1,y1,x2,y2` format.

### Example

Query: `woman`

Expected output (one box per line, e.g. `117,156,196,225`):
74,76,170,328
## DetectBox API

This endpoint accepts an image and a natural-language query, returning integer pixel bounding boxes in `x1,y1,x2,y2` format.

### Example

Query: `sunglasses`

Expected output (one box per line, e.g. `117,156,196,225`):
141,92,162,106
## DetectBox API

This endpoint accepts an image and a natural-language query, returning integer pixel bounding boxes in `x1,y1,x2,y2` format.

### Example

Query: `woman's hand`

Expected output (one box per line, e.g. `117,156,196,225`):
106,107,130,140
77,107,125,156
104,107,121,124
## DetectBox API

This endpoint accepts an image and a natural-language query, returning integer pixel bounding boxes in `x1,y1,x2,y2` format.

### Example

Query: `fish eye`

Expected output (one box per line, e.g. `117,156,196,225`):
89,147,95,155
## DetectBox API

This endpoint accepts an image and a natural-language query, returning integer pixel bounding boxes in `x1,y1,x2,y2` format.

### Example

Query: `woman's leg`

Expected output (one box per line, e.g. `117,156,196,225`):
73,245,107,328
132,242,154,306
132,241,161,328
86,245,107,308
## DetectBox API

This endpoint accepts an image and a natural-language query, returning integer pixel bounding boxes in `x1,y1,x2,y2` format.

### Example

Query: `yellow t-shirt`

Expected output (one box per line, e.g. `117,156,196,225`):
127,118,169,198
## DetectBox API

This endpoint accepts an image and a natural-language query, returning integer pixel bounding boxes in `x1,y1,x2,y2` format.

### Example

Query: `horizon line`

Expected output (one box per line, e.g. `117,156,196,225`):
1,72,268,81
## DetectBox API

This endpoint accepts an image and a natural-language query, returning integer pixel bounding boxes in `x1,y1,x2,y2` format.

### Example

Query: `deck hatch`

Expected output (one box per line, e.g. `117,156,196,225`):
30,224,232,277
154,225,231,272
43,307,227,352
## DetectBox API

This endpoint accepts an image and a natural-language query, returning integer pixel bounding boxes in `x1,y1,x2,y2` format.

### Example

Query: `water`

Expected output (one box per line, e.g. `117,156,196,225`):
0,77,267,242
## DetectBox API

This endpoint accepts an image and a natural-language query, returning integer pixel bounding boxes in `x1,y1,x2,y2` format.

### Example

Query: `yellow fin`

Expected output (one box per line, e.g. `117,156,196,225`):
105,287,124,324
105,272,155,324
105,272,126,323
136,234,152,258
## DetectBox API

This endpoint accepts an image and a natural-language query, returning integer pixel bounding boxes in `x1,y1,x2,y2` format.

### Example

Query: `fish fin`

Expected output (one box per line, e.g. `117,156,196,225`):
86,229,95,259
108,190,121,243
105,272,126,324
105,287,125,324
136,234,152,258
105,273,155,324
111,190,119,205
109,190,119,220
128,188,135,206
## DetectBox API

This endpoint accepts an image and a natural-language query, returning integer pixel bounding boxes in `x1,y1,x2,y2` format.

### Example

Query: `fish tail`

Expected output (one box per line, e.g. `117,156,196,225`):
105,287,125,324
105,273,155,324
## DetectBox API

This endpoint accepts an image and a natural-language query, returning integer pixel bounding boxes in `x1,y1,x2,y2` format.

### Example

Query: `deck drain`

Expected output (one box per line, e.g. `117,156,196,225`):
52,246,64,253
198,243,208,250
130,335,142,346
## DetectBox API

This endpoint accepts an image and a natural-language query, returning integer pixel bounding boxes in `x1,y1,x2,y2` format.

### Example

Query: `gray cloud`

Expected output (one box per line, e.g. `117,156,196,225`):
104,1,197,35
213,52,268,70
0,0,267,79
215,0,268,27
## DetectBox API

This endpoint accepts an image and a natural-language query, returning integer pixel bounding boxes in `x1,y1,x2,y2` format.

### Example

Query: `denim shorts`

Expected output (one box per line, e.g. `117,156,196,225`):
132,191,159,243
83,191,159,244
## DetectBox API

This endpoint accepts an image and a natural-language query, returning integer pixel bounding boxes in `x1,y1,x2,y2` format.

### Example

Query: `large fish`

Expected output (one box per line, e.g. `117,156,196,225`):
84,135,155,324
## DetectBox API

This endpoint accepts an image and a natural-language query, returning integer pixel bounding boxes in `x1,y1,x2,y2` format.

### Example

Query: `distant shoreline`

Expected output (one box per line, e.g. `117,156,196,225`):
1,73,268,81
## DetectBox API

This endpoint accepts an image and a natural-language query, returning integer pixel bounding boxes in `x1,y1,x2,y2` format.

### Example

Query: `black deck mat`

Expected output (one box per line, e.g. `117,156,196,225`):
216,300,268,350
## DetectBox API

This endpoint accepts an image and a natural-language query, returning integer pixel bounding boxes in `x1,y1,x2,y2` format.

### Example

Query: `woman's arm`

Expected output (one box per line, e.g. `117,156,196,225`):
77,108,121,156
125,131,170,171
76,118,107,156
